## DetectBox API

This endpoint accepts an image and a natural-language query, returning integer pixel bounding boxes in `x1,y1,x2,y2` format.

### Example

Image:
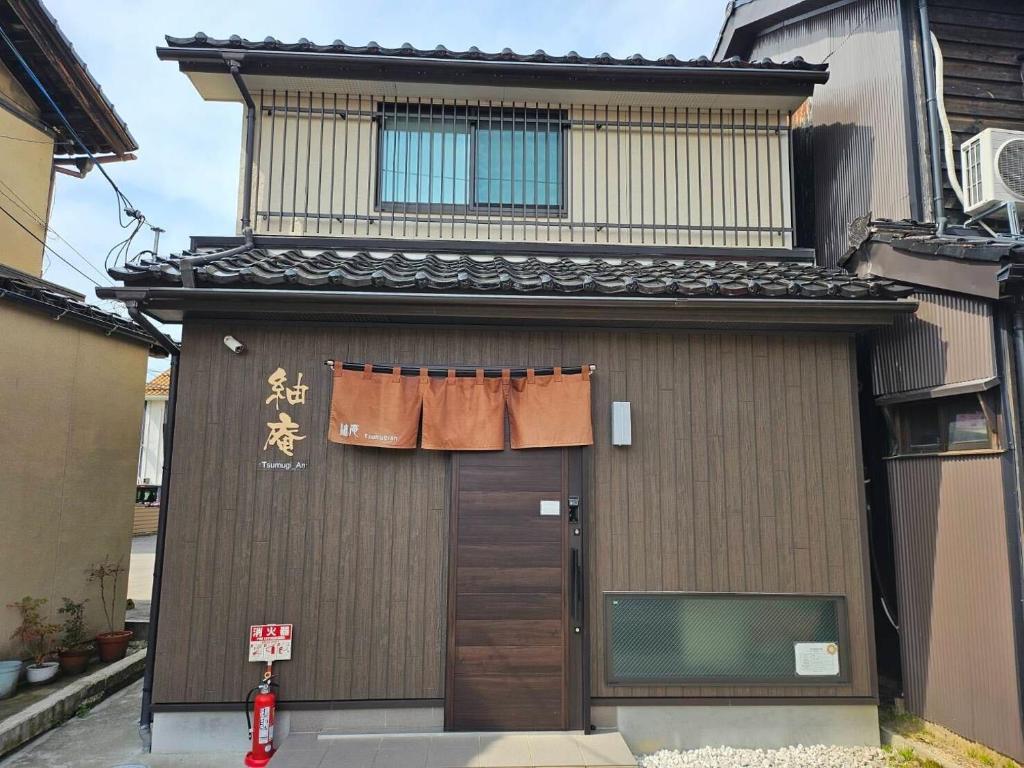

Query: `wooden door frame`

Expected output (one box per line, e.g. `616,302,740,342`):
443,448,588,731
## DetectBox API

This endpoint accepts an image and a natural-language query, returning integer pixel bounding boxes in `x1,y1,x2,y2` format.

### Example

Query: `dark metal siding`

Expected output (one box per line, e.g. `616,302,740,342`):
888,456,1024,760
929,0,1024,222
872,291,996,395
748,0,918,266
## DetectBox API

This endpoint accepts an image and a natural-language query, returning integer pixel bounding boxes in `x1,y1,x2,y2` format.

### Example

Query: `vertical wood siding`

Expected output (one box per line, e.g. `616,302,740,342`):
749,0,918,266
153,323,874,704
888,456,1024,760
930,0,1024,221
871,291,996,396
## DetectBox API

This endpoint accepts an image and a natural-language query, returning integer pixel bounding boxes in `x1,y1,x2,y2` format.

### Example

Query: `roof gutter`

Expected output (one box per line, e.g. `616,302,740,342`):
156,46,828,94
97,285,917,330
123,301,178,739
177,54,256,288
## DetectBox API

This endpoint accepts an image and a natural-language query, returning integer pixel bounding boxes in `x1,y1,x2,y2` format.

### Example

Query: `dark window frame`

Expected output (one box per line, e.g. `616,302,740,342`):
374,102,569,214
884,391,999,457
603,591,851,687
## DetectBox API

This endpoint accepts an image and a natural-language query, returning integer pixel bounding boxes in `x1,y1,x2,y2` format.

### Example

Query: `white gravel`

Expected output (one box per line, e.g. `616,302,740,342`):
637,745,890,768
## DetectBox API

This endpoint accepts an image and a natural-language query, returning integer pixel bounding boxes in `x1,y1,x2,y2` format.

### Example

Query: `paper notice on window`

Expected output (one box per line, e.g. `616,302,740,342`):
794,642,840,676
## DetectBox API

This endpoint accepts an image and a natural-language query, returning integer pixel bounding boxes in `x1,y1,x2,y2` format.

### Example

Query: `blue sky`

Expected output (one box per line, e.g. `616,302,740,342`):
38,0,728,373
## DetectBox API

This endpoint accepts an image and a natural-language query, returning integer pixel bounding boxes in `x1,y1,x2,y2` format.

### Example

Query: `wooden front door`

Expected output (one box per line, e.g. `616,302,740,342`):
446,448,569,731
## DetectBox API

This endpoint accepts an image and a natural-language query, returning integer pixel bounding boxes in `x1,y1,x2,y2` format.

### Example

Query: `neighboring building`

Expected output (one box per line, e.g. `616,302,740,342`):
102,34,918,757
0,0,154,657
717,0,1024,761
139,370,169,488
134,369,169,535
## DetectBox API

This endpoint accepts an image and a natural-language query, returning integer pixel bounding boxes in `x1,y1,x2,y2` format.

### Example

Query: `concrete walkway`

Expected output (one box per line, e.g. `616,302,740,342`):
0,679,243,768
274,731,637,768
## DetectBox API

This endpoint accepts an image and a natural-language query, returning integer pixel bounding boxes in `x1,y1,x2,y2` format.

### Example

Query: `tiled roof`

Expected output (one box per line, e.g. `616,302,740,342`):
145,370,170,397
111,247,913,300
0,264,155,347
0,0,137,155
164,33,827,73
846,218,1024,264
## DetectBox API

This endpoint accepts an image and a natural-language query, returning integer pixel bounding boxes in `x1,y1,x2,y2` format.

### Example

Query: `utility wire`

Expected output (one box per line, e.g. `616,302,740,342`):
0,180,111,286
0,201,103,288
0,22,153,270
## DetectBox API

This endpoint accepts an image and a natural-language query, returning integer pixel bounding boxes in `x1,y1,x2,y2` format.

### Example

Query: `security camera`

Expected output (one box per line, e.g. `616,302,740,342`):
223,335,246,355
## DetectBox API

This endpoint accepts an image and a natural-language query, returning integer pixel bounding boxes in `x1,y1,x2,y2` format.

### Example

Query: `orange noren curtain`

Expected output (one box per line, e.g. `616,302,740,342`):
508,366,594,449
421,369,505,451
328,364,423,449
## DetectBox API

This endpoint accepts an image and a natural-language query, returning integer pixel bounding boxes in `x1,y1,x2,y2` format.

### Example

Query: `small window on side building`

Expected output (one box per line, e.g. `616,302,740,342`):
887,392,997,456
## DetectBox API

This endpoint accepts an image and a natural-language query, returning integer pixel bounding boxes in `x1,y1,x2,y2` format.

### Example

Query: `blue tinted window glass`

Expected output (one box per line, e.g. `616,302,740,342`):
380,117,469,205
476,124,562,206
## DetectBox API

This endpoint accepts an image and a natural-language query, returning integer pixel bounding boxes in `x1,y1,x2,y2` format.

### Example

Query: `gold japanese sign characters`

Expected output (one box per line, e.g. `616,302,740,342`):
263,367,308,458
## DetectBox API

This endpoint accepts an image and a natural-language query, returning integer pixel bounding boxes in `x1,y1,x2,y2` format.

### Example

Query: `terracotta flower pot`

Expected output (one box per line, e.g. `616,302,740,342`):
95,630,133,663
58,646,93,675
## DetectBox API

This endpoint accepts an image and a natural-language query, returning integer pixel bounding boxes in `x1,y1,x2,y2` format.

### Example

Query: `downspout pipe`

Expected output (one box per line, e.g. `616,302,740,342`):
918,0,948,234
1005,309,1024,728
179,55,257,288
126,302,180,741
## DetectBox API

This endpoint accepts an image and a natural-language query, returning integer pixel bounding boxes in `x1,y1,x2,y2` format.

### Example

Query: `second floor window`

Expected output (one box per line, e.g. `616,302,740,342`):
378,105,564,211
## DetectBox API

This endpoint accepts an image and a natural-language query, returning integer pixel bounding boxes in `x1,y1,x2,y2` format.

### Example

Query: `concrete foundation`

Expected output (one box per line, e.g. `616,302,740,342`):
590,704,880,753
154,703,878,755
150,706,443,753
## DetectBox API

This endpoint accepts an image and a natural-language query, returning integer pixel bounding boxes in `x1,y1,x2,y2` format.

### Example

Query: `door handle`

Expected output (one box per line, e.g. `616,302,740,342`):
570,548,583,624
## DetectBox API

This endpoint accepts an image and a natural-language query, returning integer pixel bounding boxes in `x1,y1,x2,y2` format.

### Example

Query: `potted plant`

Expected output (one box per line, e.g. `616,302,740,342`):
86,557,132,662
8,597,60,684
56,599,93,675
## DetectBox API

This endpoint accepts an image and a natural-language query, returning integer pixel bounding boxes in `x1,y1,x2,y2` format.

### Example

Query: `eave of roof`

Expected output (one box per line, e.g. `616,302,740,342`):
0,267,159,350
95,283,917,332
841,218,1024,299
158,33,828,96
846,219,1024,265
0,0,137,155
714,0,845,61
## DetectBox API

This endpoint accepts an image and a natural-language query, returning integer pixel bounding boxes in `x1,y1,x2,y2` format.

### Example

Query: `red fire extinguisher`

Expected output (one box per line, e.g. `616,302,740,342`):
244,668,278,767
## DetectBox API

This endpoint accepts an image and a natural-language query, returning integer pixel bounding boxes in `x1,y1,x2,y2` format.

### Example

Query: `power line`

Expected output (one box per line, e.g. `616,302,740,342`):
0,201,102,288
0,24,138,216
0,180,110,286
0,22,154,269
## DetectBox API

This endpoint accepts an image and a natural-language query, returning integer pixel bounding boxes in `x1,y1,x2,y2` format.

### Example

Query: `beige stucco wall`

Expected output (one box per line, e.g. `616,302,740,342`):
0,59,54,276
248,95,793,247
0,302,147,658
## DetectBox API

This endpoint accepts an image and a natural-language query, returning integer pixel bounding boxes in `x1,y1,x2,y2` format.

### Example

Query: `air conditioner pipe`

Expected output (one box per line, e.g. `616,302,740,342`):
918,0,948,235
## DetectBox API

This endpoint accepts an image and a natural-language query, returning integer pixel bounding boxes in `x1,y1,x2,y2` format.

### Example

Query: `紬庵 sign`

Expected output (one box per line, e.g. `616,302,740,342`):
248,624,293,663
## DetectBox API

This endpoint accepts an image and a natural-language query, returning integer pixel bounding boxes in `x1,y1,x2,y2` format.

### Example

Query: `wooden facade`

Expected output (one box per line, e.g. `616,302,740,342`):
152,320,875,707
931,0,1024,221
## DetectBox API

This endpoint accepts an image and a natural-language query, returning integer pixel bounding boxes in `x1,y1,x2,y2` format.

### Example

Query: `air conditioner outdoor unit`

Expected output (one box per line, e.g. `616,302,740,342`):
961,127,1024,216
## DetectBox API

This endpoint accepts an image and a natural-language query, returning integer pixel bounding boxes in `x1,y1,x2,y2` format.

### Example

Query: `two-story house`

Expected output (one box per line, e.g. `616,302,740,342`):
104,33,919,761
716,0,1024,761
0,0,155,664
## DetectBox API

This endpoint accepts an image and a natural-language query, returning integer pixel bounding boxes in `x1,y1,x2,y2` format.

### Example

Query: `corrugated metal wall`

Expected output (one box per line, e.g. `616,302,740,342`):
872,291,996,395
749,0,918,266
888,456,1024,760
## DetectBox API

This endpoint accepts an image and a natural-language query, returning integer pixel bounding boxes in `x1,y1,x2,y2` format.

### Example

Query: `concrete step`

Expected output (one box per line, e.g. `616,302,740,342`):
272,731,636,768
